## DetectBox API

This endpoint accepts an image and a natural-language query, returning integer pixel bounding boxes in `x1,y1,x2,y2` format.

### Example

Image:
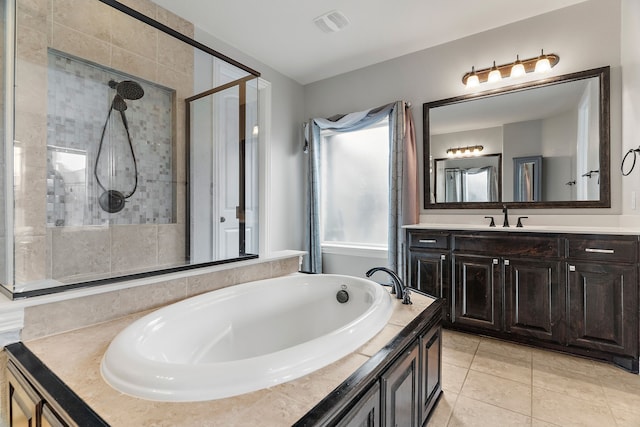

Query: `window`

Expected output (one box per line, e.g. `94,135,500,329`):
320,119,389,249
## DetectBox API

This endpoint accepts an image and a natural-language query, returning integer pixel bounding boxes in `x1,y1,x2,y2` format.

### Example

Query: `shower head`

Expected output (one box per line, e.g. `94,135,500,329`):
108,79,144,100
111,94,128,112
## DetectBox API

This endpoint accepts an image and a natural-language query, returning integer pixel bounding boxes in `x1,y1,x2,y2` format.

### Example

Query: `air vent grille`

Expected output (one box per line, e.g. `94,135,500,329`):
313,10,350,33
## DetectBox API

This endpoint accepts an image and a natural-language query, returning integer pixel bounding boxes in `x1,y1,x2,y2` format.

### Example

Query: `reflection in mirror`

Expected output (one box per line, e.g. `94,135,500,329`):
513,156,542,202
423,67,610,209
434,154,501,203
6,0,260,297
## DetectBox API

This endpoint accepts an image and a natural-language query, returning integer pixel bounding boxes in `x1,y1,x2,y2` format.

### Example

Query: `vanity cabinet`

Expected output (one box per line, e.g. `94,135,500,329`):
566,235,639,359
406,228,640,372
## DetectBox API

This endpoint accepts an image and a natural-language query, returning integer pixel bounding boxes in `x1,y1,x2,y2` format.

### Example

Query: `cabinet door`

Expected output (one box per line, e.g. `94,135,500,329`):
567,262,638,356
420,326,442,426
408,250,447,298
408,250,449,321
505,258,563,343
382,343,420,427
336,382,380,427
453,254,502,331
7,362,41,427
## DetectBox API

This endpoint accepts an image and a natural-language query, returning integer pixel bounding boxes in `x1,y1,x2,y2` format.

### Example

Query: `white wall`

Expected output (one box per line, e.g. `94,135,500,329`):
621,0,640,219
304,0,625,226
194,28,306,254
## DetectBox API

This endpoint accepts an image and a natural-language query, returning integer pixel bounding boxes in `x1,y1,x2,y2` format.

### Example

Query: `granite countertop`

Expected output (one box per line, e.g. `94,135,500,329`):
404,223,640,235
24,293,434,426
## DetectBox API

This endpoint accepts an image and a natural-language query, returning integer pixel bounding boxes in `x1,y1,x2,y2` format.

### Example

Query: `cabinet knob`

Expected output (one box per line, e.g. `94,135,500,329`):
493,259,499,265
440,254,446,260
569,265,576,272
504,259,510,266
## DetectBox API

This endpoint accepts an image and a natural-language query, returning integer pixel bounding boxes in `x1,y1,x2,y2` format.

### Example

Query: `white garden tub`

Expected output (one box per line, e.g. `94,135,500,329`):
101,274,393,402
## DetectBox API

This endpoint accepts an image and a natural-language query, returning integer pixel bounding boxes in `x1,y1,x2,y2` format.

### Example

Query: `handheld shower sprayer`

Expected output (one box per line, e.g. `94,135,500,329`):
95,79,145,213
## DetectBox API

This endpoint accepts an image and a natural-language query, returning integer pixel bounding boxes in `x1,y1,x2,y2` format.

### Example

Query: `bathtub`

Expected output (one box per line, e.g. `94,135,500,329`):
100,274,393,402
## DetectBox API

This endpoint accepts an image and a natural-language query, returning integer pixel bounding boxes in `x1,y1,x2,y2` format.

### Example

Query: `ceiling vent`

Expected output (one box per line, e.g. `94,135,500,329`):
313,10,350,33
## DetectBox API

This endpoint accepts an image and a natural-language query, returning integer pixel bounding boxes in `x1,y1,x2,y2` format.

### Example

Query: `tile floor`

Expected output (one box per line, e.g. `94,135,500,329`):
427,330,640,427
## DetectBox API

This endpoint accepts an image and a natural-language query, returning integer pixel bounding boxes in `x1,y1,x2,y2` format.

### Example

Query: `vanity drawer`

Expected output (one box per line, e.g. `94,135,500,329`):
407,231,449,249
453,234,561,258
567,236,638,263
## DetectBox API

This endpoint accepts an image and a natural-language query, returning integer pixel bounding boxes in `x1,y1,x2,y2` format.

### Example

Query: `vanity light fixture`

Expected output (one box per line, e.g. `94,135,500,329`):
465,66,480,88
487,61,502,83
463,50,559,88
446,145,484,157
510,55,526,78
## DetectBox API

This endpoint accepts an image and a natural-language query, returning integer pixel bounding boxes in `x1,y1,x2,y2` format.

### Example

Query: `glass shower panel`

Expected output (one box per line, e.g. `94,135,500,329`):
244,79,259,256
189,85,242,262
0,0,10,289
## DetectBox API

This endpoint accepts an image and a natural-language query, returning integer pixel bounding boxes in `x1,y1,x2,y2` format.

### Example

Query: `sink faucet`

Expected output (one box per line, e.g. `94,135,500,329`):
502,205,510,227
365,267,412,305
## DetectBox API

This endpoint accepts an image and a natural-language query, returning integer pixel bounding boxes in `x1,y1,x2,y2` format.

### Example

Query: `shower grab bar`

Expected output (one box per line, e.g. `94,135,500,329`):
585,248,615,254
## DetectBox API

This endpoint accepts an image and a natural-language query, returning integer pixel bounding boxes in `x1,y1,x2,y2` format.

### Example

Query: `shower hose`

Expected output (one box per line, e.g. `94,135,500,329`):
94,102,139,212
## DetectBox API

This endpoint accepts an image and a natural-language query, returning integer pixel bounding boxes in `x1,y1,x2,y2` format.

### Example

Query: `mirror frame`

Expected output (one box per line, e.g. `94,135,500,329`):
423,66,610,209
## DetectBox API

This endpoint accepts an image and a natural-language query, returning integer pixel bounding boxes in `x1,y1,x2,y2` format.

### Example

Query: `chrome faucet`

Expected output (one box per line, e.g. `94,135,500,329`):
365,267,412,305
502,205,510,227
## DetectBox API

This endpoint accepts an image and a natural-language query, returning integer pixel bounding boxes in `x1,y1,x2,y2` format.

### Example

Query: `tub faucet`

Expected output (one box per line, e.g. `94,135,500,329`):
365,267,412,305
502,205,510,227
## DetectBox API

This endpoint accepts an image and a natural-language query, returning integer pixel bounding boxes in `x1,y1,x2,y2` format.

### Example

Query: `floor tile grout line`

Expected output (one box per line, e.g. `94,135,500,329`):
456,395,534,423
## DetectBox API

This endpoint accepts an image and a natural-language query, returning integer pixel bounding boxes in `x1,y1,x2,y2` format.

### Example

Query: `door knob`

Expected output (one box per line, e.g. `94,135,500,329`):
220,217,226,223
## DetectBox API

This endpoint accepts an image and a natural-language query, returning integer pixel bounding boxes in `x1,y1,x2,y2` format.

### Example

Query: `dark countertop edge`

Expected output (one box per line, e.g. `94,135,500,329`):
293,296,444,426
5,342,110,427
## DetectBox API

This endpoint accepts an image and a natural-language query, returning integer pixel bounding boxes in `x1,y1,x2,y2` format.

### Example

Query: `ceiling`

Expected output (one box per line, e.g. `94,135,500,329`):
151,0,589,85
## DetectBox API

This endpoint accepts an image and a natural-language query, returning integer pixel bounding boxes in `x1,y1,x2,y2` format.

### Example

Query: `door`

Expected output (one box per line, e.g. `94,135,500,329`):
336,382,380,427
382,343,420,427
567,261,638,356
505,258,563,343
420,326,442,426
408,250,449,320
453,254,502,330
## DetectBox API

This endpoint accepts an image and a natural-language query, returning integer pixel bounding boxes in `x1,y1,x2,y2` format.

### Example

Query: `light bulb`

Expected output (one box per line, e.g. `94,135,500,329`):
510,55,526,78
535,50,551,73
487,61,502,83
465,66,480,89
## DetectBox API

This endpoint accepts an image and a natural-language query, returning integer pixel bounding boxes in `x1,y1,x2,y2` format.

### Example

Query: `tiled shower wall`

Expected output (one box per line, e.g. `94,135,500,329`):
14,0,193,286
47,50,175,227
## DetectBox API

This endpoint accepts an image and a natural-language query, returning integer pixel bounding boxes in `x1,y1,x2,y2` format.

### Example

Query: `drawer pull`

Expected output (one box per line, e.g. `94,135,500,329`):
585,248,615,254
419,239,437,244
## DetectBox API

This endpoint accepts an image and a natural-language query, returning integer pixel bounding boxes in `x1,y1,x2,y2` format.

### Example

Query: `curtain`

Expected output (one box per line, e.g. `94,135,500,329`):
303,101,418,278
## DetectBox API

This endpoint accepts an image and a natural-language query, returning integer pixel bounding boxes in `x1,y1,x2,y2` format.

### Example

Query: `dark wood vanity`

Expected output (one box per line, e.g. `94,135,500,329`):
406,227,639,372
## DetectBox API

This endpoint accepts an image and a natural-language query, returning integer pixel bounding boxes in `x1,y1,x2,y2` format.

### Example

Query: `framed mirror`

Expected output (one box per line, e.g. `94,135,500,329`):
3,0,261,298
423,66,610,209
